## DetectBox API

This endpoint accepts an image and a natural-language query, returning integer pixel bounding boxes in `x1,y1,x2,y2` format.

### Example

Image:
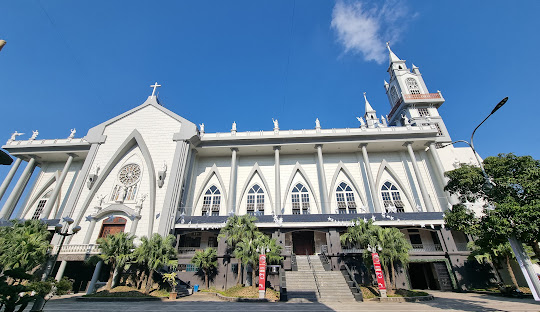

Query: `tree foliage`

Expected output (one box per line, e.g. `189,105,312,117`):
96,232,135,289
191,248,217,289
0,219,51,272
134,234,176,294
340,218,411,290
444,154,540,259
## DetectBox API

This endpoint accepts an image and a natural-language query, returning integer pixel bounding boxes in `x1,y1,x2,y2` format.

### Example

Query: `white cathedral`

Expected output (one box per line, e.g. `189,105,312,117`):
0,45,505,295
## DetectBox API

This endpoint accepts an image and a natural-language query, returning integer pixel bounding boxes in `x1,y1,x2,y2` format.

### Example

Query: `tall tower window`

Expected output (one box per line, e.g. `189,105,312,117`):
247,184,264,215
381,181,405,213
390,86,399,106
202,185,221,216
406,78,421,95
291,183,310,215
418,108,430,117
336,182,357,214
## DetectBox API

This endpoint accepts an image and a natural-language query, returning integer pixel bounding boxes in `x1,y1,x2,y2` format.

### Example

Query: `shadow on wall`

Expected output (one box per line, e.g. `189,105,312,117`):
454,260,497,290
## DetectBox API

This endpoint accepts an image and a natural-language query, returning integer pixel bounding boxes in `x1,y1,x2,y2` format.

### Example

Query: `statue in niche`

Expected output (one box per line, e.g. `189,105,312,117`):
199,123,204,133
30,130,39,140
118,187,127,202
356,117,366,127
68,128,76,140
137,193,148,207
272,118,279,130
96,194,106,207
231,121,237,132
315,118,320,128
161,161,167,172
9,131,24,141
401,114,410,125
94,164,100,175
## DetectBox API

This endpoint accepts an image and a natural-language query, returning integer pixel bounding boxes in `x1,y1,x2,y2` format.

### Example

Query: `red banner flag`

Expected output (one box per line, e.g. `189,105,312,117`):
371,252,386,291
258,254,266,291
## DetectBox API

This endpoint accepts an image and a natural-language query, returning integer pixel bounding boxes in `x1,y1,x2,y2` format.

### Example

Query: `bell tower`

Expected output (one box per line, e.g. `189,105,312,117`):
383,43,451,143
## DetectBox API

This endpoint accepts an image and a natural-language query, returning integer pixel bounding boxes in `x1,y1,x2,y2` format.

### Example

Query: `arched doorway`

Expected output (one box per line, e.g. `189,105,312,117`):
98,216,127,238
292,231,315,255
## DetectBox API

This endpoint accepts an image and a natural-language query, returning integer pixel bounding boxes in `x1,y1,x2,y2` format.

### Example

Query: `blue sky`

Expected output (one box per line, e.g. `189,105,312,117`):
1,1,539,214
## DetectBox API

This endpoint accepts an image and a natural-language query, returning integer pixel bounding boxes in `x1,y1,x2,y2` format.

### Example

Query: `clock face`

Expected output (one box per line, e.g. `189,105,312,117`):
118,164,141,186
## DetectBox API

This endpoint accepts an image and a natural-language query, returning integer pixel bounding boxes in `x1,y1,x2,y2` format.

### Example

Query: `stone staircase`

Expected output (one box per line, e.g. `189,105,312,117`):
286,255,356,303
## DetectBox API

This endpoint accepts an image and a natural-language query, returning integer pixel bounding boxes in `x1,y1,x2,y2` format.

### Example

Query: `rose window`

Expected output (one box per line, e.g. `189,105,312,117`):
118,164,141,186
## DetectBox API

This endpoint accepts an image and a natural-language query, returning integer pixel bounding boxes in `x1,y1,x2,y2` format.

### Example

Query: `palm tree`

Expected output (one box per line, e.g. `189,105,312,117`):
138,234,176,294
96,232,135,290
380,227,411,290
133,235,151,289
0,220,51,273
340,218,374,250
219,215,259,284
191,248,218,289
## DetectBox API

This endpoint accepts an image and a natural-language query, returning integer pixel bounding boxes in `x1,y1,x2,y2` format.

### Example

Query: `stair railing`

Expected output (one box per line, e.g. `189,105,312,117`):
306,254,321,299
342,263,363,301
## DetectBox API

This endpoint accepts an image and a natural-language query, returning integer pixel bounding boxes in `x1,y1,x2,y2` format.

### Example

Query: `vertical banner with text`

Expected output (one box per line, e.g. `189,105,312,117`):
258,254,267,291
371,252,387,297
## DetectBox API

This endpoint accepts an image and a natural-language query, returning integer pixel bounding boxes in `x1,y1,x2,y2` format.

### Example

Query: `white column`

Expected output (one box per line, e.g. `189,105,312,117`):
0,157,36,220
55,260,68,281
360,144,382,213
86,260,103,294
130,215,141,234
427,142,452,208
405,142,434,212
0,157,22,201
227,148,238,214
315,144,329,214
274,146,281,214
83,217,97,244
41,154,75,219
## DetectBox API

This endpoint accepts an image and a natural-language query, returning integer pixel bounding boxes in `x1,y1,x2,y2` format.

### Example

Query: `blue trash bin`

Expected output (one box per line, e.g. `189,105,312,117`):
194,284,199,292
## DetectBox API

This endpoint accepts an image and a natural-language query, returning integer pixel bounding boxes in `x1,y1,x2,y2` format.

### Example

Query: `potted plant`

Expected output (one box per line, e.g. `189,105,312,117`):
163,272,178,300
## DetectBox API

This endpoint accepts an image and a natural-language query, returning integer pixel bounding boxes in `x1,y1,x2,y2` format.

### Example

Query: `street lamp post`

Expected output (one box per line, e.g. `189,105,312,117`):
31,217,81,311
445,97,540,301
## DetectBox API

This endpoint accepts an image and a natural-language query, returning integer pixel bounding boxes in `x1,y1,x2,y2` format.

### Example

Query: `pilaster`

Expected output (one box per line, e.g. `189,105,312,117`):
315,144,329,214
359,144,381,213
405,142,434,212
227,148,238,214
273,146,281,214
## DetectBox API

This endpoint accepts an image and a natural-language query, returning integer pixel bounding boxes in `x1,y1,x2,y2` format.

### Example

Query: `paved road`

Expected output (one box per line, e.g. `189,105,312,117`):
29,291,540,312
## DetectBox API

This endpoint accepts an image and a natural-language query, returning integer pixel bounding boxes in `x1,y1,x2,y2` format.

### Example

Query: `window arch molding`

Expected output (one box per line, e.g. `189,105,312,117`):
290,182,311,215
193,164,229,215
328,161,367,209
282,162,321,214
21,174,57,219
245,184,265,216
335,182,359,214
32,189,53,220
236,163,274,215
374,160,415,213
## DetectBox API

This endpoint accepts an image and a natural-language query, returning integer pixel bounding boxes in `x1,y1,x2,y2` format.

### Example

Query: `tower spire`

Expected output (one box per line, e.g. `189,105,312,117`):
386,42,402,64
364,92,375,113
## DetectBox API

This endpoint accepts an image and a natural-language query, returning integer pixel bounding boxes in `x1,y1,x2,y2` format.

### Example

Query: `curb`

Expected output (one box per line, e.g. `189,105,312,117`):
203,291,273,302
76,296,163,302
371,295,434,302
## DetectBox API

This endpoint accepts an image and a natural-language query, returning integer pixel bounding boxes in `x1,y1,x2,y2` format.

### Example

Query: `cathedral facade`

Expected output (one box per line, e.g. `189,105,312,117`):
0,46,491,293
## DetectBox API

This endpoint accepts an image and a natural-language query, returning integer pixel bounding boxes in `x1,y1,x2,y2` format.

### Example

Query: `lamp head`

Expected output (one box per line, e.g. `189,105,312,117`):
63,217,74,225
71,225,81,234
490,97,508,115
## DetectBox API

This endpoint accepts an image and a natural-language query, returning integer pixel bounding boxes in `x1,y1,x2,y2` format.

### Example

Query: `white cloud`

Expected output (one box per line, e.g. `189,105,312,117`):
331,0,410,64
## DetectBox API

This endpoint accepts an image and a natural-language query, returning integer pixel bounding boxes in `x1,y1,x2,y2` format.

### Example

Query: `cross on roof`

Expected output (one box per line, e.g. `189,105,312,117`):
150,82,161,97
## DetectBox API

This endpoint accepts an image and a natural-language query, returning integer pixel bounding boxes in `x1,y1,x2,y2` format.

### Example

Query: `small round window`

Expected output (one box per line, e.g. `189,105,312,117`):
118,164,141,186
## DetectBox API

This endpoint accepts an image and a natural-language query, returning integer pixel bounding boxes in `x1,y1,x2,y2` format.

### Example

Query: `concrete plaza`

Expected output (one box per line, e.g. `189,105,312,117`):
26,291,540,312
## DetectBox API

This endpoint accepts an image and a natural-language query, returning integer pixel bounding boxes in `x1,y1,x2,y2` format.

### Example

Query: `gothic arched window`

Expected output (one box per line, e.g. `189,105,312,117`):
291,183,310,215
32,190,52,220
247,184,264,216
406,78,421,95
336,182,357,214
202,185,221,216
390,86,399,105
381,181,405,213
